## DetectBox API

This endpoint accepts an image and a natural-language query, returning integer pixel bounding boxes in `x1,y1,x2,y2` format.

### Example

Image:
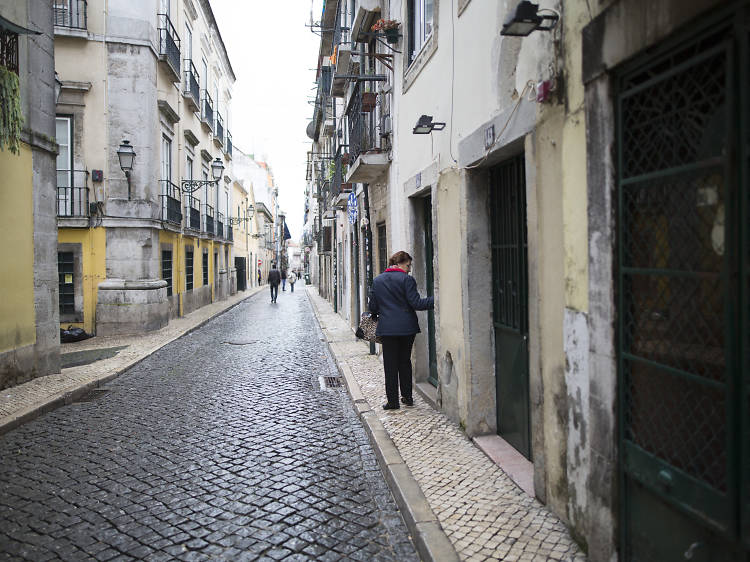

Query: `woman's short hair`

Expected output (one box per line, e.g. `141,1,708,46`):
388,251,413,266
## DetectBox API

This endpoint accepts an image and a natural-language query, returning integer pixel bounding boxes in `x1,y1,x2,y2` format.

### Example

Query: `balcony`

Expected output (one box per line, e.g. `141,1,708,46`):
57,169,90,219
183,59,200,112
157,13,181,82
346,84,389,183
331,16,355,98
225,131,233,159
201,91,214,132
54,0,87,32
214,113,224,148
216,212,225,239
330,144,351,198
203,204,215,235
185,195,201,231
160,180,183,226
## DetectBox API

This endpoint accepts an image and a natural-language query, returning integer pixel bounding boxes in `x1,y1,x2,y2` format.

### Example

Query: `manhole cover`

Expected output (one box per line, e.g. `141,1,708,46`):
318,375,343,390
222,340,257,346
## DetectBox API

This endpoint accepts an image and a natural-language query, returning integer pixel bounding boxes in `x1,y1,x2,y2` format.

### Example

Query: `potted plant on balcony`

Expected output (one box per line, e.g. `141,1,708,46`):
371,19,401,44
341,152,351,166
361,91,377,112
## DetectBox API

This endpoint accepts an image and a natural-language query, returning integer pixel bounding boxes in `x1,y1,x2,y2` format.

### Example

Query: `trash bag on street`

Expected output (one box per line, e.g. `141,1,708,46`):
60,325,92,343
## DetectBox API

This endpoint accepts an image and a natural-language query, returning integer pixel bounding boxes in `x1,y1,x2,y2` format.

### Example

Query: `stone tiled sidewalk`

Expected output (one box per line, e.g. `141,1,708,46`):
307,287,586,562
0,286,265,433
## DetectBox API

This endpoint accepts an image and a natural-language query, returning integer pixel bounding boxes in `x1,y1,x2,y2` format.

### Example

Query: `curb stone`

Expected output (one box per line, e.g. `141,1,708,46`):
0,287,264,437
306,289,460,562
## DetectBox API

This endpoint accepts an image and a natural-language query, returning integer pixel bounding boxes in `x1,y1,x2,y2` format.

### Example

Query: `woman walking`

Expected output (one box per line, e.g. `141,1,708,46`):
368,251,434,410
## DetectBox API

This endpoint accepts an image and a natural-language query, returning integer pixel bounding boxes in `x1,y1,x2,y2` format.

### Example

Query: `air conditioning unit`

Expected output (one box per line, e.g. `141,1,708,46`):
380,114,392,138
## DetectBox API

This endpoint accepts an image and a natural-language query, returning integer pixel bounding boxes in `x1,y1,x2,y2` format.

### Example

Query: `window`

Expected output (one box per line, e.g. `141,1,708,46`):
377,223,387,274
214,253,218,287
407,0,434,65
184,22,192,60
186,248,194,291
56,117,73,216
58,252,75,315
203,252,209,285
161,135,172,184
161,249,173,296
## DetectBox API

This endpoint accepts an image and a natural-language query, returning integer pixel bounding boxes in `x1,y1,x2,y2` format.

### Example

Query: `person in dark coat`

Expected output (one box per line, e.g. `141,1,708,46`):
268,264,281,303
368,250,434,410
281,268,288,291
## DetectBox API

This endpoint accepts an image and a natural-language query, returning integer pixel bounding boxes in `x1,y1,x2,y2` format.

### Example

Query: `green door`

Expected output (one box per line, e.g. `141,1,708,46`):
424,196,438,387
616,12,749,560
490,155,531,460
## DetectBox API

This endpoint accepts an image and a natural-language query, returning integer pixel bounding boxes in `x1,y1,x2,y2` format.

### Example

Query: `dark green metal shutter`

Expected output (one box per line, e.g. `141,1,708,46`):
616,15,749,559
58,252,75,316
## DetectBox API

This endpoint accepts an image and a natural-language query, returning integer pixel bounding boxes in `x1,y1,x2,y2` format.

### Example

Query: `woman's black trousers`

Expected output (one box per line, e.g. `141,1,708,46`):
380,334,416,406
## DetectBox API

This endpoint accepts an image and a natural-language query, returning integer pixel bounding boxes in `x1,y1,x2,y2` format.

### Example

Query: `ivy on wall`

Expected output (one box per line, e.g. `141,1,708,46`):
0,64,23,154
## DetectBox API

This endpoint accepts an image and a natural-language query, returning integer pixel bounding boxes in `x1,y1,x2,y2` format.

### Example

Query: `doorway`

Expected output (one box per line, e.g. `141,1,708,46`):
235,257,246,291
490,155,531,460
423,196,438,387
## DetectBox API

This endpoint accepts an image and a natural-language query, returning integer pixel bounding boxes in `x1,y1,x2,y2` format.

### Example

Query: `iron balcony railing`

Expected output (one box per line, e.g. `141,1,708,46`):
54,0,87,29
215,112,224,146
185,195,201,230
57,169,90,217
183,59,200,110
217,212,225,239
157,13,181,78
347,83,381,162
160,180,182,225
331,144,349,197
225,130,232,157
202,90,214,130
203,203,214,234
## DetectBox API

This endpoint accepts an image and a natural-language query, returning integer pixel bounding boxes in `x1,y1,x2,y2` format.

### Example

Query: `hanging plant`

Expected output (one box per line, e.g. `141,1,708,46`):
0,64,23,154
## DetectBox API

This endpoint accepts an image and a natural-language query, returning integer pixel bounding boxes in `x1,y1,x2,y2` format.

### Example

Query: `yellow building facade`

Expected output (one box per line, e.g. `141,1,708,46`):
54,0,237,336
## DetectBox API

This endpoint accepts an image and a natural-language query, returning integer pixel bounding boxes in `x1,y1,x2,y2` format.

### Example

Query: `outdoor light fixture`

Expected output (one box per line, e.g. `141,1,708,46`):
501,1,559,36
246,204,255,219
412,115,446,135
116,140,136,199
182,158,225,193
54,72,62,104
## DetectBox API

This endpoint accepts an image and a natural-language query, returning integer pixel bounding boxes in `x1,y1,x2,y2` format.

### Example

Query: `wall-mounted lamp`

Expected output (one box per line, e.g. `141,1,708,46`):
116,139,136,199
54,72,62,104
246,204,255,219
412,115,446,135
181,157,225,193
501,1,559,36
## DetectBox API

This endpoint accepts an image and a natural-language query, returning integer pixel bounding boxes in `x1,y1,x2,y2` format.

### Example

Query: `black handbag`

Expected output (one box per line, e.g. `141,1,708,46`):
356,312,380,343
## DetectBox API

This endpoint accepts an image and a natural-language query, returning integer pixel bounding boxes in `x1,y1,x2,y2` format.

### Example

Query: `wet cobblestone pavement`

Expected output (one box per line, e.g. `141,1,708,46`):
0,289,418,561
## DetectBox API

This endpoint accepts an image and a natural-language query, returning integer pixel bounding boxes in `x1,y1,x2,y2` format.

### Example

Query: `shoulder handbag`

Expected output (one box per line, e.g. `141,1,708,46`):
356,312,380,343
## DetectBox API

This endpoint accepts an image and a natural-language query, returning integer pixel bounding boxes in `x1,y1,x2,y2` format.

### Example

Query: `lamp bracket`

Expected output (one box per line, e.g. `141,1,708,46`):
181,179,219,193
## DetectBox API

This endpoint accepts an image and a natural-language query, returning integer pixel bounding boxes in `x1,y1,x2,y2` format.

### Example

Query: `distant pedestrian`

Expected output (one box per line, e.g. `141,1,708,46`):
288,271,297,292
281,269,287,291
368,251,434,410
257,268,261,286
268,263,281,303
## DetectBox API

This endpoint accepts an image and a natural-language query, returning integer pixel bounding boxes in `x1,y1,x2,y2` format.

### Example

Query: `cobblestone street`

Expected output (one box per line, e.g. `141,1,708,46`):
0,288,417,561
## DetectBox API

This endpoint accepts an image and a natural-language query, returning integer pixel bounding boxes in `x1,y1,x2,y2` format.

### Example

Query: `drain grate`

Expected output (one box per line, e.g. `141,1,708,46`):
73,388,110,404
318,375,343,390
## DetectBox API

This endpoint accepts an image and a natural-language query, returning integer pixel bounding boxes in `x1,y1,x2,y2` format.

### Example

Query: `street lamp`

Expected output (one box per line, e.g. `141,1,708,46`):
182,157,225,193
116,140,136,199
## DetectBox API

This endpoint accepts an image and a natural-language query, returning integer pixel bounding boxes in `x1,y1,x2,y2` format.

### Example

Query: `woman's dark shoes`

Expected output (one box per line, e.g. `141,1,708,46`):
401,397,414,407
382,403,400,410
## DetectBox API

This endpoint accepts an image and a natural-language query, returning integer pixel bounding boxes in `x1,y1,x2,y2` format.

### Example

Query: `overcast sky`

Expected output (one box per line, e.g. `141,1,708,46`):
210,0,325,240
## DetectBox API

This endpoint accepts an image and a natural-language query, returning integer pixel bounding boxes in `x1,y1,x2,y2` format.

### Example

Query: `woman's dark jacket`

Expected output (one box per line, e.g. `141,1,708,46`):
368,269,434,336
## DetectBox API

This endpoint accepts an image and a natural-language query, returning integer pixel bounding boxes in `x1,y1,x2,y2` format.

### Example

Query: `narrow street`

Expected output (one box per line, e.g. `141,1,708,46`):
0,288,417,561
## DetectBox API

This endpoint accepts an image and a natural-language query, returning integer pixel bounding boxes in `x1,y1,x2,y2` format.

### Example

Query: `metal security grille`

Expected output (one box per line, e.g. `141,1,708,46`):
185,249,194,292
616,19,748,559
58,252,75,315
202,252,208,286
161,250,172,297
491,156,528,333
